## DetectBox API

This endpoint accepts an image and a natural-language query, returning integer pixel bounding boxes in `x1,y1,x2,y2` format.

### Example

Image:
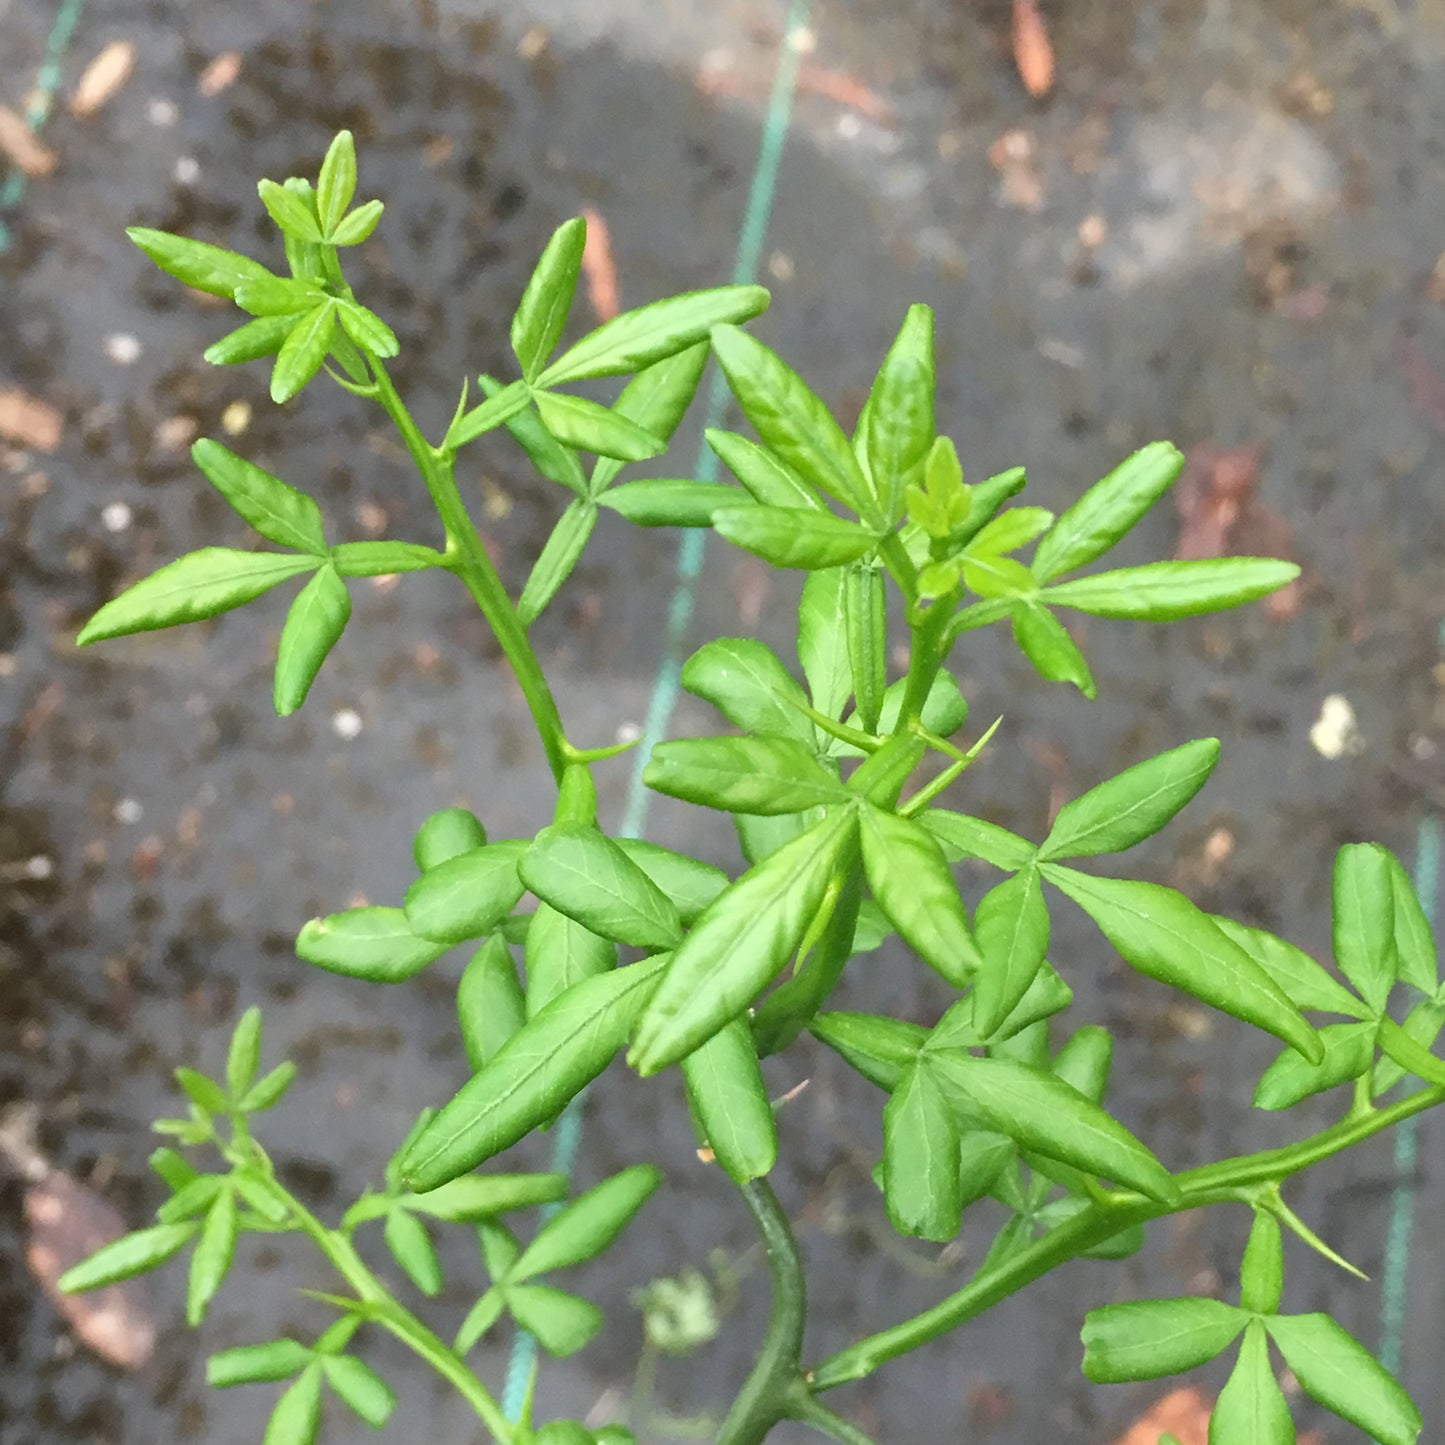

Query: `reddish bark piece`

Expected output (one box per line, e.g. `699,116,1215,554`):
1012,0,1056,100
580,206,620,323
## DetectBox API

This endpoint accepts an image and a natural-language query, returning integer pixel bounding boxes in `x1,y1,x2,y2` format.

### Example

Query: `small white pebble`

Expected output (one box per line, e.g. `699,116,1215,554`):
836,113,862,140
101,501,132,533
104,333,142,365
767,251,795,282
332,707,363,741
174,155,200,185
24,855,53,880
146,97,178,127
114,797,143,825
220,399,251,436
1309,694,1363,759
615,720,643,745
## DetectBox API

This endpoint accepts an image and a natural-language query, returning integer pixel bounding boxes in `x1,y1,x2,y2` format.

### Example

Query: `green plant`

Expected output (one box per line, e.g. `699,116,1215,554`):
59,131,1436,1444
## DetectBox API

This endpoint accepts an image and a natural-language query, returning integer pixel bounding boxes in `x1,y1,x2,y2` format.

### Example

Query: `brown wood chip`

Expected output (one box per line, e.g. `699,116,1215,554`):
580,206,621,323
0,105,57,177
1011,0,1056,100
198,50,243,98
70,40,137,118
0,388,64,451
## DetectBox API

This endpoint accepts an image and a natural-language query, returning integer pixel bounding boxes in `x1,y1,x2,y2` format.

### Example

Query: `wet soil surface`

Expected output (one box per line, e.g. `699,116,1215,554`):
2,1,1445,1441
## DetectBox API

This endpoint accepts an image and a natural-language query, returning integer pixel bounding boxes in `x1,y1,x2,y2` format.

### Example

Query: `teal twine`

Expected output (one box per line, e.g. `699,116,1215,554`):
500,2,813,1422
0,0,88,254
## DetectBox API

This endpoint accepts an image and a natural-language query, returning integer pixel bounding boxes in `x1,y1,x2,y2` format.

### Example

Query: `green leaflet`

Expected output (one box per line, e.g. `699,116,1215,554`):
413,808,488,870
971,866,1050,1036
458,936,528,1070
1383,847,1438,994
403,956,669,1189
524,904,617,1017
315,131,357,235
271,302,337,403
713,505,875,570
58,1221,199,1294
845,564,886,733
1265,1313,1422,1445
539,286,770,385
1254,1021,1376,1110
187,1187,239,1324
1043,866,1322,1063
192,439,326,553
628,809,858,1074
401,1173,566,1222
512,217,587,380
331,198,383,246
859,804,980,987
520,823,682,950
296,906,451,982
1241,1211,1284,1315
611,839,729,925
797,566,852,722
1011,602,1095,697
928,1053,1178,1203
263,1365,323,1445
322,1356,395,1429
258,179,324,242
1032,441,1185,582
385,1206,442,1295
1044,558,1301,620
78,549,318,645
447,378,534,451
532,390,665,462
518,499,598,625
204,314,299,366
1210,1321,1295,1445
707,428,827,511
512,1165,661,1279
709,324,872,517
1210,917,1368,1019
505,1285,602,1358
860,306,935,525
1051,1025,1112,1103
208,1339,316,1387
127,226,273,298
682,1018,778,1183
598,478,746,527
591,343,710,494
402,840,530,945
1039,739,1220,860
882,1064,961,1241
920,809,1037,871
1080,1297,1246,1382
273,565,350,716
681,637,815,748
810,1012,926,1092
329,541,446,576
335,299,399,358
1332,843,1399,1013
644,735,850,815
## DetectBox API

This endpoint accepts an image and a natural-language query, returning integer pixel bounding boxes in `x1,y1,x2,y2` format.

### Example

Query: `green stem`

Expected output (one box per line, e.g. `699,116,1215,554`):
252,1176,516,1441
715,1180,809,1445
808,1084,1445,1391
895,587,959,732
367,358,571,784
785,1384,877,1445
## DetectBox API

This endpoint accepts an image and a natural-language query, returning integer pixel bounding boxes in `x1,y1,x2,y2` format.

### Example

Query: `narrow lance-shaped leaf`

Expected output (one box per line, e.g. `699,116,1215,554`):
1209,1320,1296,1445
845,564,886,733
931,1053,1177,1202
316,130,358,235
518,499,598,626
1043,866,1322,1063
1211,916,1369,1019
972,866,1050,1037
1039,739,1220,860
404,955,670,1189
714,506,876,570
882,1064,961,1241
1080,1297,1247,1382
1011,602,1095,698
591,342,710,494
598,478,748,527
191,439,327,553
532,389,664,462
1044,558,1301,620
271,301,337,404
385,1205,443,1295
861,305,935,524
235,275,327,317
296,906,451,983
512,1165,662,1279
79,549,318,645
1253,1021,1376,1111
707,428,827,512
512,217,587,380
322,1356,396,1429
1332,843,1398,1013
448,378,533,451
188,1187,239,1325
476,374,587,494
629,809,859,1074
205,314,301,367
127,226,274,298
335,299,399,358
1051,1025,1112,1102
330,541,446,577
226,1007,263,1099
263,1365,324,1445
1265,1313,1422,1445
645,735,851,816
810,1012,926,1092
921,809,1037,872
1383,849,1438,995
521,823,682,950
683,1017,778,1184
331,198,383,246
709,324,872,517
524,904,616,1017
273,565,350,716
58,1222,200,1294
402,840,529,946
258,179,324,243
539,285,769,385
1032,441,1185,582
859,804,981,987
798,566,852,721
208,1339,316,1387
681,637,815,748
1241,1211,1284,1315
506,1286,603,1358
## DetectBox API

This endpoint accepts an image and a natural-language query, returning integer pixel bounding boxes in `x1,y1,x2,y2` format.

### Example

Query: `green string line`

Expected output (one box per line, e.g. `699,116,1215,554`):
0,0,88,254
500,4,813,1424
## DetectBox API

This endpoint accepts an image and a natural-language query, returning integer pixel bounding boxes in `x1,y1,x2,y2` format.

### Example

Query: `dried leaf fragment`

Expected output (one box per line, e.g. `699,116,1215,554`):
580,206,620,322
0,105,57,177
70,40,137,118
1012,0,1055,99
0,388,64,451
